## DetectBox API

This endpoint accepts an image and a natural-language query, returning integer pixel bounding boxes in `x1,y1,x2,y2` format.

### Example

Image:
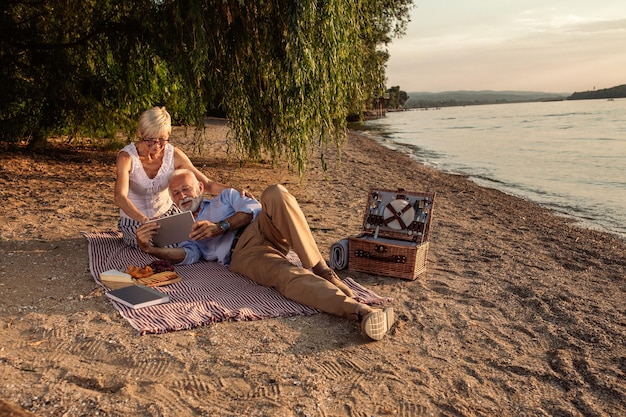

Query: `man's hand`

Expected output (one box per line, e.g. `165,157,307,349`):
135,222,187,264
136,222,161,253
189,220,223,240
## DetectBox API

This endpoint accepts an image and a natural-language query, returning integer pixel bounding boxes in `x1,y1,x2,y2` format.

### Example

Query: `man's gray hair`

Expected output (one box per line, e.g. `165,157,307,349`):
168,169,200,198
171,168,196,181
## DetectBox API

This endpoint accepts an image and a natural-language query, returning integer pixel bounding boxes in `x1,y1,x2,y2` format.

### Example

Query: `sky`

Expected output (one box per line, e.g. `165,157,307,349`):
385,1,626,94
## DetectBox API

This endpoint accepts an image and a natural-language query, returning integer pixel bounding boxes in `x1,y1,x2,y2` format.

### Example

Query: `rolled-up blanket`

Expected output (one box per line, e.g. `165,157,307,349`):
329,239,349,270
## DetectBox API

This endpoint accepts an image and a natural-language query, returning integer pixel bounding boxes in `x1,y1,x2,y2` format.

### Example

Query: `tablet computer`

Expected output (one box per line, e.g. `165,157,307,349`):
145,211,195,247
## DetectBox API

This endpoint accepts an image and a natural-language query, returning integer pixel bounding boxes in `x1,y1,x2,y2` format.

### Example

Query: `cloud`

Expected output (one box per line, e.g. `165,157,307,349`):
385,10,626,92
560,17,626,33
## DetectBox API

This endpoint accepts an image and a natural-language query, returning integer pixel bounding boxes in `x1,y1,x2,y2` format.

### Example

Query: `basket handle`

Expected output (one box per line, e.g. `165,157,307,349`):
354,249,407,264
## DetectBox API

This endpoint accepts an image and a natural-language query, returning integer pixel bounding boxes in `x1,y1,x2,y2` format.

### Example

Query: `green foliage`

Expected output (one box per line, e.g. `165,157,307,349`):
1,0,412,173
1,1,159,145
216,1,366,172
386,85,408,109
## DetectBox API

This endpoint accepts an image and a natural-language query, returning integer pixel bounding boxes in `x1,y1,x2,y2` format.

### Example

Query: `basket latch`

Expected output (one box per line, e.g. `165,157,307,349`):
374,245,388,253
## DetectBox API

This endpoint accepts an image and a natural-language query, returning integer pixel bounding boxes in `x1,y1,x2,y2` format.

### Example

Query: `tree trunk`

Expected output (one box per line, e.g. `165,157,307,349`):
27,130,48,152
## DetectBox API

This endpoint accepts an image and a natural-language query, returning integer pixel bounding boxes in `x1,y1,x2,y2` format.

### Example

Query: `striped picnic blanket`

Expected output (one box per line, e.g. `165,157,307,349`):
83,231,392,334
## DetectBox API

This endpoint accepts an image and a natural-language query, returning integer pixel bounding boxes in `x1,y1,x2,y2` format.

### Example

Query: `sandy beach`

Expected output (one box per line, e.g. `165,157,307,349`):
1,118,624,416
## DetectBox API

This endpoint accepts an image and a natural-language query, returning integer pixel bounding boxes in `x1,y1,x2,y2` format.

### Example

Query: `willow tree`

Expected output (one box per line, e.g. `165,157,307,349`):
0,0,178,147
1,0,412,173
157,0,412,173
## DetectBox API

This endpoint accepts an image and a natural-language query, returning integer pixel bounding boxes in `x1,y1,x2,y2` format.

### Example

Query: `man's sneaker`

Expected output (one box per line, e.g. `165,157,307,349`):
360,307,394,341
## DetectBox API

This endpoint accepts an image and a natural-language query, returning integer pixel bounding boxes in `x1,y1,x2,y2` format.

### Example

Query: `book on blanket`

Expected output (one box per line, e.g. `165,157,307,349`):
145,211,194,247
106,284,170,309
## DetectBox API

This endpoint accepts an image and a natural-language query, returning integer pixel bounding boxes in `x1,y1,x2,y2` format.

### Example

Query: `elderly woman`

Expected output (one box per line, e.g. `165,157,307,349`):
114,106,238,247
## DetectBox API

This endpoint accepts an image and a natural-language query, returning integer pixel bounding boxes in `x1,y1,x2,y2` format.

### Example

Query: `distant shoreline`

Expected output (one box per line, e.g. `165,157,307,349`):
402,84,626,109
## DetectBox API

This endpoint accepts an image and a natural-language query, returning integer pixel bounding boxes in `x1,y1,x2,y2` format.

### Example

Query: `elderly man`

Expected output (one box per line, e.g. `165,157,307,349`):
136,169,394,340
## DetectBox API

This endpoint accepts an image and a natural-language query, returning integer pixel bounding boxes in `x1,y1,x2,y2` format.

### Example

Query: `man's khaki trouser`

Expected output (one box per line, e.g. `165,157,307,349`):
229,184,360,319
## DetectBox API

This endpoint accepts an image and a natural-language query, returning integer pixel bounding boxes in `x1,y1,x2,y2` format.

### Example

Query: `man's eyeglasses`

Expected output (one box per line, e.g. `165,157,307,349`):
143,137,170,145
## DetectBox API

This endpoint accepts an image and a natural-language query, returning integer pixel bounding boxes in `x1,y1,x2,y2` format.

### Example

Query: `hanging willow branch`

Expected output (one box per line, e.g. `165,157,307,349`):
1,0,411,168
164,0,409,174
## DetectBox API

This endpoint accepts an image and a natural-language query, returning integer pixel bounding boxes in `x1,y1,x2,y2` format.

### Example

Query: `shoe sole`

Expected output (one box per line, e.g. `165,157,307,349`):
361,307,394,341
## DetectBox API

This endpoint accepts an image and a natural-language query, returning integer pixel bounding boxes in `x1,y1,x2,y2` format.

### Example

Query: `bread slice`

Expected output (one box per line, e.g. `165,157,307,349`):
100,269,135,289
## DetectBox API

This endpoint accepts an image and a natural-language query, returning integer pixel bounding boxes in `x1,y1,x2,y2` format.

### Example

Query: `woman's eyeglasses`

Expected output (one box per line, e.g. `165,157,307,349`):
143,137,170,146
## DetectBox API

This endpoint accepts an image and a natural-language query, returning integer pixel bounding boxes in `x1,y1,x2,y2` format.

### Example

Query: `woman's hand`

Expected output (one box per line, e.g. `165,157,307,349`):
238,188,255,199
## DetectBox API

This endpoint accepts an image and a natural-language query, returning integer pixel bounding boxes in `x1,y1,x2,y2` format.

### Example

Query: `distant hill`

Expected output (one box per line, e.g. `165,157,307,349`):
567,84,626,100
404,90,567,109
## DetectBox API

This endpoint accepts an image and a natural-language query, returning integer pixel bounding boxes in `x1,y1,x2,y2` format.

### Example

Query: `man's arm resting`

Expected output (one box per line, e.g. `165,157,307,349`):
190,212,253,240
142,245,187,265
225,212,253,233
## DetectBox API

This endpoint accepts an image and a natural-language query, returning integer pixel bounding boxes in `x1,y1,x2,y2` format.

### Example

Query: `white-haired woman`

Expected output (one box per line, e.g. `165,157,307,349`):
114,106,241,247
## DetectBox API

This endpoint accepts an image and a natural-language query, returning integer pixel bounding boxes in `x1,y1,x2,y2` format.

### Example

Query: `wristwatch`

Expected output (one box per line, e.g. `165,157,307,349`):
218,220,231,233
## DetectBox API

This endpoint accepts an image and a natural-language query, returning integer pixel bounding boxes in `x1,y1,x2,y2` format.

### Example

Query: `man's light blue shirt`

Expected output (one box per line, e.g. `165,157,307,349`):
179,189,261,266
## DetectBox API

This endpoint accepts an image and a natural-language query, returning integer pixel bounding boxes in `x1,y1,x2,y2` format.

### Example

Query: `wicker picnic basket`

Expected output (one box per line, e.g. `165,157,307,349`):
348,188,434,280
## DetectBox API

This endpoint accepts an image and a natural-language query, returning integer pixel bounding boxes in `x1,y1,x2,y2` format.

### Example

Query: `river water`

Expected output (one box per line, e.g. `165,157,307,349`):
355,99,626,240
